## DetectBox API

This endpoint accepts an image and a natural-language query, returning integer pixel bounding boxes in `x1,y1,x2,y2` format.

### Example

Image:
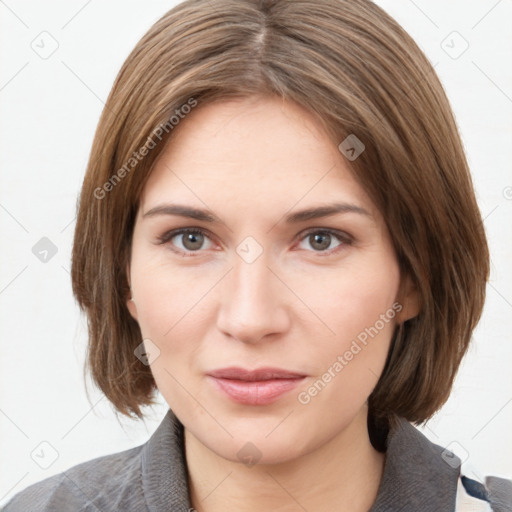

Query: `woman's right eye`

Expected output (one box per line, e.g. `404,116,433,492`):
158,228,215,255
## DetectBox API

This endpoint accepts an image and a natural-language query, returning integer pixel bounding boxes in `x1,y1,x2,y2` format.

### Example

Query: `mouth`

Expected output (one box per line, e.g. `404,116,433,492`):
206,367,307,405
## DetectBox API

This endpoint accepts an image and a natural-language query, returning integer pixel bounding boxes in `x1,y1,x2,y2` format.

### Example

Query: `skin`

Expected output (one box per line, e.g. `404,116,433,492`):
127,95,419,512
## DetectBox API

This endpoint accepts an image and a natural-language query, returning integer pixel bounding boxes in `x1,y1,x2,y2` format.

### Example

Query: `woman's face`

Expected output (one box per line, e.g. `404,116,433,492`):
127,95,416,464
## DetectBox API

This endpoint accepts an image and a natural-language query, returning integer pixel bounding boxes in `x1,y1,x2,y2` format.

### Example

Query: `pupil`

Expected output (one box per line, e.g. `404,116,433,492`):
312,233,330,250
184,232,203,250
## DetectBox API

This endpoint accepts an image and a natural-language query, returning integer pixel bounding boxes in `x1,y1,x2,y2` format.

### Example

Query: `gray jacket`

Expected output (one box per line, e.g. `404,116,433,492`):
2,408,510,511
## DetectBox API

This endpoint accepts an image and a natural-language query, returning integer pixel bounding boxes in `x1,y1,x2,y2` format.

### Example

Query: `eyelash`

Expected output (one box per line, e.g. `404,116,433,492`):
156,227,354,257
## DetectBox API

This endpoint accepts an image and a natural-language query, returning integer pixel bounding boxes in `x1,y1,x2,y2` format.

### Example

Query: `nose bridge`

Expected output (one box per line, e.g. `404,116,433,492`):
232,251,274,305
216,247,289,342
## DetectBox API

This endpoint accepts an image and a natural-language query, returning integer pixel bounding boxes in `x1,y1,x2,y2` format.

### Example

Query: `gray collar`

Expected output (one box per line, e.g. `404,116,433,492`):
369,416,459,510
140,408,460,511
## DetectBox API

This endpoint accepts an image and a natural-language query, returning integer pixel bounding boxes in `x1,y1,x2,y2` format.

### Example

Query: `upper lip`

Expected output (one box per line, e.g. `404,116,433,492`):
207,367,306,381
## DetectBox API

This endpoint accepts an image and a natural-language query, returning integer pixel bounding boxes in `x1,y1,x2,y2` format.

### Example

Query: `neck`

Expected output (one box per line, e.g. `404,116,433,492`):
184,406,386,512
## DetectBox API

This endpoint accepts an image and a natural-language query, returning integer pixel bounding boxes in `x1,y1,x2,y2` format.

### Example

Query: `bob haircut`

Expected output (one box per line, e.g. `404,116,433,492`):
71,0,489,430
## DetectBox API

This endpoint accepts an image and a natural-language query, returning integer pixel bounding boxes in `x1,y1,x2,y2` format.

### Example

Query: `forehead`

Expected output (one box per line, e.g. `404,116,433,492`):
140,96,377,220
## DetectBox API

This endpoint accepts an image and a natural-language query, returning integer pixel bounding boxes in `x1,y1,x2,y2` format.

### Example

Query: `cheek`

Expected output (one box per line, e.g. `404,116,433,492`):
298,255,400,339
294,255,400,388
129,249,222,355
132,275,208,347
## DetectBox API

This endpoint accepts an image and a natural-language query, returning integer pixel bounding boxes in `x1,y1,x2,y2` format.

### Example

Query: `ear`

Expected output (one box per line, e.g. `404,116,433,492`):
395,274,420,323
126,263,138,321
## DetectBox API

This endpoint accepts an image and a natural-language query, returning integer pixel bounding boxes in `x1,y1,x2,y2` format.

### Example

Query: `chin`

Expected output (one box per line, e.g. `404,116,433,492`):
196,421,316,467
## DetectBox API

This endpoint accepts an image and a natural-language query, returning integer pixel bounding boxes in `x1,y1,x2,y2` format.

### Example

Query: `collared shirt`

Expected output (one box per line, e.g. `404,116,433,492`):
2,408,510,511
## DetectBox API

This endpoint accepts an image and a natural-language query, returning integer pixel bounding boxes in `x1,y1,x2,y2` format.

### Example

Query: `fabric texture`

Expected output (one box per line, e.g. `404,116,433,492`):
2,408,510,511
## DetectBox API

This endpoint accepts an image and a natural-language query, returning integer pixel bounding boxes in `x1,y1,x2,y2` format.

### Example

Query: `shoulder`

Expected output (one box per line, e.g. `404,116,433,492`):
1,444,146,512
455,472,512,511
2,408,191,512
371,417,512,511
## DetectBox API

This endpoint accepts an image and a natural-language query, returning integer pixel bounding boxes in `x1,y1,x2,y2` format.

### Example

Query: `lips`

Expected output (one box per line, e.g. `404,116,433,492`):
207,366,306,405
208,367,306,381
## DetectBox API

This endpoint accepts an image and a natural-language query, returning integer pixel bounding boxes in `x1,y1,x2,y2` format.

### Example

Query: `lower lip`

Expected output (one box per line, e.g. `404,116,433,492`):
208,376,305,405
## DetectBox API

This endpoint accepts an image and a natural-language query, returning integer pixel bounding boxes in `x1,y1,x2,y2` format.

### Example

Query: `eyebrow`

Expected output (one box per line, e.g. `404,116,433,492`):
142,202,371,223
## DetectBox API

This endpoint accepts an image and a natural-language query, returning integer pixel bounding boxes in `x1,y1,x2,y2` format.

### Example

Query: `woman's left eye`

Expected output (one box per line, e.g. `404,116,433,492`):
296,229,352,254
157,228,352,256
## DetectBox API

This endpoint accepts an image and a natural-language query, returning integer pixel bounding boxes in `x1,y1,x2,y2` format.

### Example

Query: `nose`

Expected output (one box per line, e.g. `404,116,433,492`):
216,254,291,344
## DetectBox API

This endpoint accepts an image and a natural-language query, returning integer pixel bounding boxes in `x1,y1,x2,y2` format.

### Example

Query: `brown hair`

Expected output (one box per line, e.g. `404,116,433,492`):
71,0,489,429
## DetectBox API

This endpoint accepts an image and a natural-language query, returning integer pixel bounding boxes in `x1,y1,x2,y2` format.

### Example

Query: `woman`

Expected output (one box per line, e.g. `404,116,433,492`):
3,0,510,510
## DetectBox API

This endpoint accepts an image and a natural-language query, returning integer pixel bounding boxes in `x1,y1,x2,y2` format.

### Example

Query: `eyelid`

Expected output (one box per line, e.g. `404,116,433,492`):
156,226,354,256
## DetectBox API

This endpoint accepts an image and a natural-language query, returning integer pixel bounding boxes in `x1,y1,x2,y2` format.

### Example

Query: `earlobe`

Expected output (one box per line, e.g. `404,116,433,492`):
127,294,138,320
396,275,421,323
126,265,138,321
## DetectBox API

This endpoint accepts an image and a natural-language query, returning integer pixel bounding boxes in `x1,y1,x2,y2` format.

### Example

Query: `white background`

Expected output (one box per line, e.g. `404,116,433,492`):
1,0,511,505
